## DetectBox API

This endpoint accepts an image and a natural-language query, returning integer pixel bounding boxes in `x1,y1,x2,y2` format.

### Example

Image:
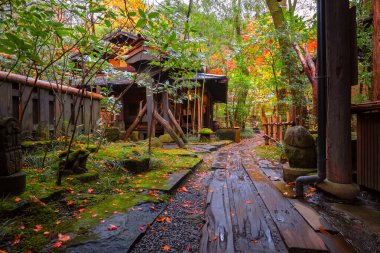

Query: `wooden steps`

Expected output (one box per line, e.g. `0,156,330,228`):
241,154,328,253
201,149,331,253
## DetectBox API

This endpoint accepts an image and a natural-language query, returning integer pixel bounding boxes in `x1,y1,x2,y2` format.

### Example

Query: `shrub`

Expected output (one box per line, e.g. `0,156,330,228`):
199,128,214,134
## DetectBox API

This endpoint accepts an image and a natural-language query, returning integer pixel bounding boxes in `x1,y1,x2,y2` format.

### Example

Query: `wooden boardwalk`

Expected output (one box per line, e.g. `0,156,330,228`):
200,141,330,253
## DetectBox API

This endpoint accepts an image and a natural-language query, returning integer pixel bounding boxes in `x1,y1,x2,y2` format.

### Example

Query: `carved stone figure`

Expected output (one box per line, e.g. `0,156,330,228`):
0,117,26,196
283,126,317,182
59,149,90,175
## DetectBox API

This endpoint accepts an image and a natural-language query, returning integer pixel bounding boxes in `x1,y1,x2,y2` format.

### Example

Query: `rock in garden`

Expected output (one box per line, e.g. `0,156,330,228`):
0,117,26,196
284,126,316,168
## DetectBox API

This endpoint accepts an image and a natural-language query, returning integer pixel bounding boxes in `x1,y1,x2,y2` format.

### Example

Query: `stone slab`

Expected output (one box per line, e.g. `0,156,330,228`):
67,202,166,253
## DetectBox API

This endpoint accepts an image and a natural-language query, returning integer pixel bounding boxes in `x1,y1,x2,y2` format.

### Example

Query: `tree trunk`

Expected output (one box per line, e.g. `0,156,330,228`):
293,43,318,116
373,0,380,101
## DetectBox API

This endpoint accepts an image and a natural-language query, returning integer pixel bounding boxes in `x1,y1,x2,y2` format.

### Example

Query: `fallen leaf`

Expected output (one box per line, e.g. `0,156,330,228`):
14,197,22,203
11,234,21,246
78,208,86,213
139,225,145,231
52,241,62,248
92,214,98,218
156,217,166,222
107,224,118,231
33,225,43,232
186,245,191,251
67,200,74,206
88,188,94,194
58,233,71,242
29,195,46,206
165,217,172,223
43,231,50,235
18,223,25,230
319,226,331,236
308,187,317,192
162,245,170,251
245,200,252,204
55,220,61,225
177,186,188,192
251,239,258,244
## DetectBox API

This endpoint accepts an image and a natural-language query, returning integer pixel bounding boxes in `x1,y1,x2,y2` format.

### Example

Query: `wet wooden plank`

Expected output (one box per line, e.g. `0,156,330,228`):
200,169,234,253
226,162,278,252
211,152,229,170
288,199,337,233
242,158,328,253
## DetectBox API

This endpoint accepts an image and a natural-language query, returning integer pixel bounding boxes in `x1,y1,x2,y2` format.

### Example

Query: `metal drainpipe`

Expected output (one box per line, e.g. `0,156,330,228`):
295,0,327,197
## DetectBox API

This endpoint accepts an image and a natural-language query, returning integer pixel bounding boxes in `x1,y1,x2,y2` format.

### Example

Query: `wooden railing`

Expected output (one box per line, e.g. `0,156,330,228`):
262,116,294,144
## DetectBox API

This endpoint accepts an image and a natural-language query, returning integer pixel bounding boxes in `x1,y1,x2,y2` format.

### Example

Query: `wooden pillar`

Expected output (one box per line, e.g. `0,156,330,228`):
146,85,154,138
325,0,356,184
162,92,169,122
162,91,169,134
373,0,380,101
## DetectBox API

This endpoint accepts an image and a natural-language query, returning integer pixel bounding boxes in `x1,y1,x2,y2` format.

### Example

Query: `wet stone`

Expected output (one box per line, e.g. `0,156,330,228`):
0,117,26,196
67,202,166,253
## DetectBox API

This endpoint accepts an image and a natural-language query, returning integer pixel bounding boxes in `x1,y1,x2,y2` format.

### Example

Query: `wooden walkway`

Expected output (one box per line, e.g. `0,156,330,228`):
200,140,330,253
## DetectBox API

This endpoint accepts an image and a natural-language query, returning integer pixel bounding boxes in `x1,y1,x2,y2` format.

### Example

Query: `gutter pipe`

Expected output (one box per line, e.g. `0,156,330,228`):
295,0,327,197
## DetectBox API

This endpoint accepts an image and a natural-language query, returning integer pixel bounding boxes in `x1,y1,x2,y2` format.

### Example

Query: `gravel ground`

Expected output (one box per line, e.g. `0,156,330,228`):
130,154,214,253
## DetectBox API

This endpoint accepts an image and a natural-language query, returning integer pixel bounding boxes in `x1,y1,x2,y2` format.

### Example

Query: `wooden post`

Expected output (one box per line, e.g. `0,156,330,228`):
168,109,188,143
162,91,169,122
124,104,147,140
197,89,201,132
146,85,154,138
325,0,356,184
373,0,380,101
154,111,185,148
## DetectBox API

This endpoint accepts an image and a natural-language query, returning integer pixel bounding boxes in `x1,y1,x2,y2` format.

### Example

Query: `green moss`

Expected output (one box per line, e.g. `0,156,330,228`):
158,134,173,143
104,127,120,142
199,128,214,134
254,144,284,162
150,137,163,148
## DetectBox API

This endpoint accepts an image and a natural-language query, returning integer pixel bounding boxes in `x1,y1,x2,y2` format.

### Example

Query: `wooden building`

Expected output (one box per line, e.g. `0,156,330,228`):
0,71,102,138
94,30,228,139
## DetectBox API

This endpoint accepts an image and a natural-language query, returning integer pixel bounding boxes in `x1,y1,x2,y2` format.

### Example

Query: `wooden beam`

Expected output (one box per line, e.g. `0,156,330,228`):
123,104,147,140
153,111,185,148
168,109,188,143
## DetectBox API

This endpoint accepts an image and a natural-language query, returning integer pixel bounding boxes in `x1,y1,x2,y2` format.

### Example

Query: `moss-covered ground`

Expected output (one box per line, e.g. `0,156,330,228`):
254,143,286,162
0,140,203,253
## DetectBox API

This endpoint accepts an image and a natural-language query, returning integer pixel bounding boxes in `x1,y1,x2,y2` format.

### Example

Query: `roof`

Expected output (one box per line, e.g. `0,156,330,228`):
0,71,103,100
352,101,380,114
180,73,229,103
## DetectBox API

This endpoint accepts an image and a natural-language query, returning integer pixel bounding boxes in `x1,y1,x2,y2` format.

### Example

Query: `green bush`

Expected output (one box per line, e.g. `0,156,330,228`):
105,127,120,142
199,128,214,134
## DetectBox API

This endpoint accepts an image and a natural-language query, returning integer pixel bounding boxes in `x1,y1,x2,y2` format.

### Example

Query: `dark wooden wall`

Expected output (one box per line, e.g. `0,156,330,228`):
0,80,101,137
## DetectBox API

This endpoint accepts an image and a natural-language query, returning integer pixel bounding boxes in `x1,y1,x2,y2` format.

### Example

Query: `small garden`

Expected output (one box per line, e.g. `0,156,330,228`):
0,137,208,252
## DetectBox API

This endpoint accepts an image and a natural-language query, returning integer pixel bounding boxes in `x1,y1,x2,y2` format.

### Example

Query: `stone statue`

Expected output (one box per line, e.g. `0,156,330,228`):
58,149,90,175
0,117,26,196
283,126,317,182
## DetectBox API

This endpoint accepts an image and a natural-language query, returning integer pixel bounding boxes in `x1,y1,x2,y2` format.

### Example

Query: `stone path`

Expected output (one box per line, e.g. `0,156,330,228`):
199,136,352,253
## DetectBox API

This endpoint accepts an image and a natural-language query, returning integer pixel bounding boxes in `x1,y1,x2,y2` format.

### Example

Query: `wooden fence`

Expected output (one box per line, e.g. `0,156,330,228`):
262,116,294,144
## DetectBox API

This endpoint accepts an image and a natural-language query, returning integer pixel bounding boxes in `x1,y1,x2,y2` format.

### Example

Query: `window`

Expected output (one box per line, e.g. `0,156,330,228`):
70,104,75,124
32,99,39,124
49,101,54,125
12,97,19,119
